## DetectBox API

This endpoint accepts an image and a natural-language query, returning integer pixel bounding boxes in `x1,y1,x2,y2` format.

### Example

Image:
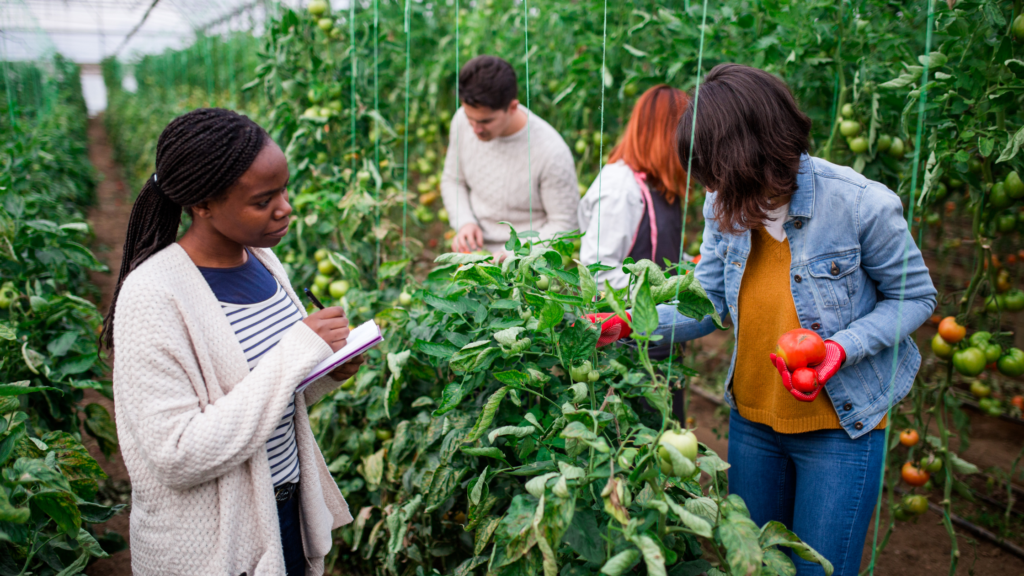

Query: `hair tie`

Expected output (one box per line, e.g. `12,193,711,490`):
151,173,167,198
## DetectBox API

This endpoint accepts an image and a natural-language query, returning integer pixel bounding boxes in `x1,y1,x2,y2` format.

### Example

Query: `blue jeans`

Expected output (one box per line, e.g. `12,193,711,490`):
727,410,885,576
277,486,306,576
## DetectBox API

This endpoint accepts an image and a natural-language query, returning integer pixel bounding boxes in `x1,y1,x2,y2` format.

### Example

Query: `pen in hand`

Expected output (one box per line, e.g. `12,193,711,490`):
303,287,325,310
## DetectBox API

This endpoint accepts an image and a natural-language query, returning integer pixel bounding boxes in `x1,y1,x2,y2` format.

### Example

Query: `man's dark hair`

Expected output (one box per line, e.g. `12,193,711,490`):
676,63,812,234
459,55,518,110
101,108,268,349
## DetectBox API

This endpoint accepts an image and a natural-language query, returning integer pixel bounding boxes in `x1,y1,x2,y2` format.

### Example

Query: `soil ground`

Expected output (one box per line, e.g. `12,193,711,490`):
78,117,1024,574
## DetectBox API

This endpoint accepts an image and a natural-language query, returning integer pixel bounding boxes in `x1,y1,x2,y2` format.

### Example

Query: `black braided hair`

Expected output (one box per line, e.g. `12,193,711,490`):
100,108,268,349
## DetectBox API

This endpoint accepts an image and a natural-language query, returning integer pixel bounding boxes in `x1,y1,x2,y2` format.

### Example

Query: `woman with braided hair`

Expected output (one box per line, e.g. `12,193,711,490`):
104,108,361,576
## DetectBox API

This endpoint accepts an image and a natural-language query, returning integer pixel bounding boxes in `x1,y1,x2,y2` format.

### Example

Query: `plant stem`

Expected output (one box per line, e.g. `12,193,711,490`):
935,362,960,575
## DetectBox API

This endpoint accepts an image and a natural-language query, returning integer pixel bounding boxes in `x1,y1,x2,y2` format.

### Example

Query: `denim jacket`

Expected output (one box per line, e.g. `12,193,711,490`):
654,155,936,439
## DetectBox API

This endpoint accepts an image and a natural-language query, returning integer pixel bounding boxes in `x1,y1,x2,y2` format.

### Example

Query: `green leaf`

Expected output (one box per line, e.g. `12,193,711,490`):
536,300,564,332
82,403,118,458
494,370,532,387
560,421,609,452
424,465,469,513
417,290,474,315
717,514,763,576
494,327,527,347
54,551,91,576
47,332,78,357
996,125,1024,163
917,51,947,68
465,387,508,442
632,534,667,576
488,425,535,444
413,339,459,358
386,494,422,555
632,271,659,334
77,502,124,524
564,509,604,564
762,548,796,576
475,516,501,555
557,320,600,363
576,262,597,303
460,446,508,461
435,252,493,265
0,323,15,341
75,527,109,558
622,43,648,58
0,383,60,397
433,382,466,416
978,137,995,159
600,549,640,576
759,521,834,574
948,452,980,475
31,489,81,536
453,556,490,576
379,259,411,280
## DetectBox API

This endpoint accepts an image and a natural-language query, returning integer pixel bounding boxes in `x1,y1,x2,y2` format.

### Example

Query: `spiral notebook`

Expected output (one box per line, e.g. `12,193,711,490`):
300,320,383,386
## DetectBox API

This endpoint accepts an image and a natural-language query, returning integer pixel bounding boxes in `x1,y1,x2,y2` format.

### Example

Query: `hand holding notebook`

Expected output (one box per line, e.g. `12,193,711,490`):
300,320,383,388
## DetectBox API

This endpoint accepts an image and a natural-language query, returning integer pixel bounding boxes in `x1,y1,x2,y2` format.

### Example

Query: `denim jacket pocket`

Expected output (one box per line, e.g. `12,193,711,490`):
807,250,860,309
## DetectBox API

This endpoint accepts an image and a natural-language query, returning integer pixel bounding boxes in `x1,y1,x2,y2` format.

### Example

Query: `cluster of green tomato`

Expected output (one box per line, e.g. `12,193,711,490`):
982,170,1024,236
308,248,351,303
931,318,1024,380
307,0,346,39
838,103,905,158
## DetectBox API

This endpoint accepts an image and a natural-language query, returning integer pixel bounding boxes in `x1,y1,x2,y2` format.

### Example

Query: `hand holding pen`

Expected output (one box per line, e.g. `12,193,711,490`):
301,287,350,352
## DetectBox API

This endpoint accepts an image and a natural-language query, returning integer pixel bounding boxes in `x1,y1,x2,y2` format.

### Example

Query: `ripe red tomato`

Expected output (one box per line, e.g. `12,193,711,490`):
899,429,920,447
937,316,966,344
776,329,826,370
902,462,930,487
1012,396,1024,411
791,368,819,393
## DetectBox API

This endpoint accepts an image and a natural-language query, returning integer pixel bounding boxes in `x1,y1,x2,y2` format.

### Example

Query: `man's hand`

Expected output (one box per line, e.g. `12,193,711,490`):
453,223,484,253
302,307,350,352
492,250,508,263
329,353,366,381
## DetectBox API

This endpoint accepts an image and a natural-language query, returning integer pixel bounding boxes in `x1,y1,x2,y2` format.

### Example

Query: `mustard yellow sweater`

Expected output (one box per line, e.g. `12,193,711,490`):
733,228,885,433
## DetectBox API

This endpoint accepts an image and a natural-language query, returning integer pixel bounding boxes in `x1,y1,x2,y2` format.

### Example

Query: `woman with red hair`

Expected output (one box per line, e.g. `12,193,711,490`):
578,85,691,289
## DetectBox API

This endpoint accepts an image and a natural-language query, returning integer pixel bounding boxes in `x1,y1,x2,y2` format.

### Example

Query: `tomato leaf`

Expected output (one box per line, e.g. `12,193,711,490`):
465,387,508,442
557,321,600,363
433,382,466,416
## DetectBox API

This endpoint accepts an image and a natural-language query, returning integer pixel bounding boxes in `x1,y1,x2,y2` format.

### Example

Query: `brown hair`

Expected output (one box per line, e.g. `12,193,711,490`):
676,64,811,233
608,85,690,203
459,55,518,110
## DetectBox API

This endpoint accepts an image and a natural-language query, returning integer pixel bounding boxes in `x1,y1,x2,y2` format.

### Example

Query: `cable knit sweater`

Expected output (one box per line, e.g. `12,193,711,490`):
112,243,352,576
441,106,580,252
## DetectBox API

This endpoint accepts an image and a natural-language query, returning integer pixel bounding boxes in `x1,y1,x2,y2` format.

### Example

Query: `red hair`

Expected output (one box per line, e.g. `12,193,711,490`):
609,85,690,203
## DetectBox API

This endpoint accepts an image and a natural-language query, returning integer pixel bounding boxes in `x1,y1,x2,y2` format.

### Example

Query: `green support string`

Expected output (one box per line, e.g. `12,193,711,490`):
402,0,412,264
664,0,710,394
454,0,461,238
524,0,533,233
349,0,357,175
374,0,381,278
867,0,936,573
595,0,608,271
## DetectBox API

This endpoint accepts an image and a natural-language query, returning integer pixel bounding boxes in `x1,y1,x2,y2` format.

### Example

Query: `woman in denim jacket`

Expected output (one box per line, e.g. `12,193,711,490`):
591,64,936,575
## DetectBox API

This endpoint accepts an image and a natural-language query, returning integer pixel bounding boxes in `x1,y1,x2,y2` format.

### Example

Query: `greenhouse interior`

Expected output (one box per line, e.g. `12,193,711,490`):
2,0,1024,575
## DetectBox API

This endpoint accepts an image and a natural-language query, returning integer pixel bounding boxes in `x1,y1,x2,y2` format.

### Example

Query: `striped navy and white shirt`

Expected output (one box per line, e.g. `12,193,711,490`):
198,252,307,487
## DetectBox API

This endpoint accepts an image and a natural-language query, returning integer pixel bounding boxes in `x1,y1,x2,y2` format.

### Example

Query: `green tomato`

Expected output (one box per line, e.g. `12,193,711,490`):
922,454,943,473
841,103,855,118
438,208,449,222
329,280,350,299
574,139,587,154
876,134,892,153
314,274,332,291
376,428,393,441
839,120,861,138
570,361,592,382
1003,288,1024,312
1003,171,1024,199
902,495,929,515
1014,14,1024,40
969,379,992,398
999,214,1017,233
933,182,947,200
658,430,699,462
398,292,413,306
889,138,905,159
952,347,987,376
985,294,1007,313
968,331,991,347
317,18,334,31
925,212,941,226
968,158,983,174
997,348,1024,377
535,275,550,290
931,333,955,360
848,136,869,154
314,248,329,262
318,259,336,274
686,241,702,257
983,342,1002,363
990,182,1012,209
308,0,329,16
588,370,600,383
623,84,639,97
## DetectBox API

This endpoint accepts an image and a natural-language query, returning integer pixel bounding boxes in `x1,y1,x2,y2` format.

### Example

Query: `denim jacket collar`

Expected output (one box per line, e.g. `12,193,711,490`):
788,154,816,219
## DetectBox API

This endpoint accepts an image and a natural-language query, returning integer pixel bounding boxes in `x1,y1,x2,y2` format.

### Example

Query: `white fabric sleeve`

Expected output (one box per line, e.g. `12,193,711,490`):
440,109,478,232
578,165,645,290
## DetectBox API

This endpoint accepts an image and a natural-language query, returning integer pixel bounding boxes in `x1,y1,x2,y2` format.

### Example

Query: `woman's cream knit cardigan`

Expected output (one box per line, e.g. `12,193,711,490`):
112,243,352,576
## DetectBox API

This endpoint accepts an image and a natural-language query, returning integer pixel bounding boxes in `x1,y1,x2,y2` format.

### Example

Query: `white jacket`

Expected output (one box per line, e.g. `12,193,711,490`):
112,244,352,576
577,161,647,290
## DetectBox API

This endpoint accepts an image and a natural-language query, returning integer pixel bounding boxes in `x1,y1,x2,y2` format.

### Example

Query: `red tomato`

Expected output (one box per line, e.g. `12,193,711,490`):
791,368,819,393
693,254,702,265
776,329,827,370
937,316,966,344
1012,396,1024,411
902,462,930,487
899,429,920,447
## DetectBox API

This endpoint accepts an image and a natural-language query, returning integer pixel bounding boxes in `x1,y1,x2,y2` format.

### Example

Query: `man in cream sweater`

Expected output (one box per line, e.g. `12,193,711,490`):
442,55,579,255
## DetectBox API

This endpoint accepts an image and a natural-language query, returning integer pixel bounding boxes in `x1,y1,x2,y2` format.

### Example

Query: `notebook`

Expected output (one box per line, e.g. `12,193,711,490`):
299,320,383,387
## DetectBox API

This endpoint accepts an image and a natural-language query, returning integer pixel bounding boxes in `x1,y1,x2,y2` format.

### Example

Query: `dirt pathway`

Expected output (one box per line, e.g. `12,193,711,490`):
83,115,133,576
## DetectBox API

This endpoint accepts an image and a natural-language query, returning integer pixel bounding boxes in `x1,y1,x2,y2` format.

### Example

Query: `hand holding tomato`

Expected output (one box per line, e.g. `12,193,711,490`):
770,329,846,402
